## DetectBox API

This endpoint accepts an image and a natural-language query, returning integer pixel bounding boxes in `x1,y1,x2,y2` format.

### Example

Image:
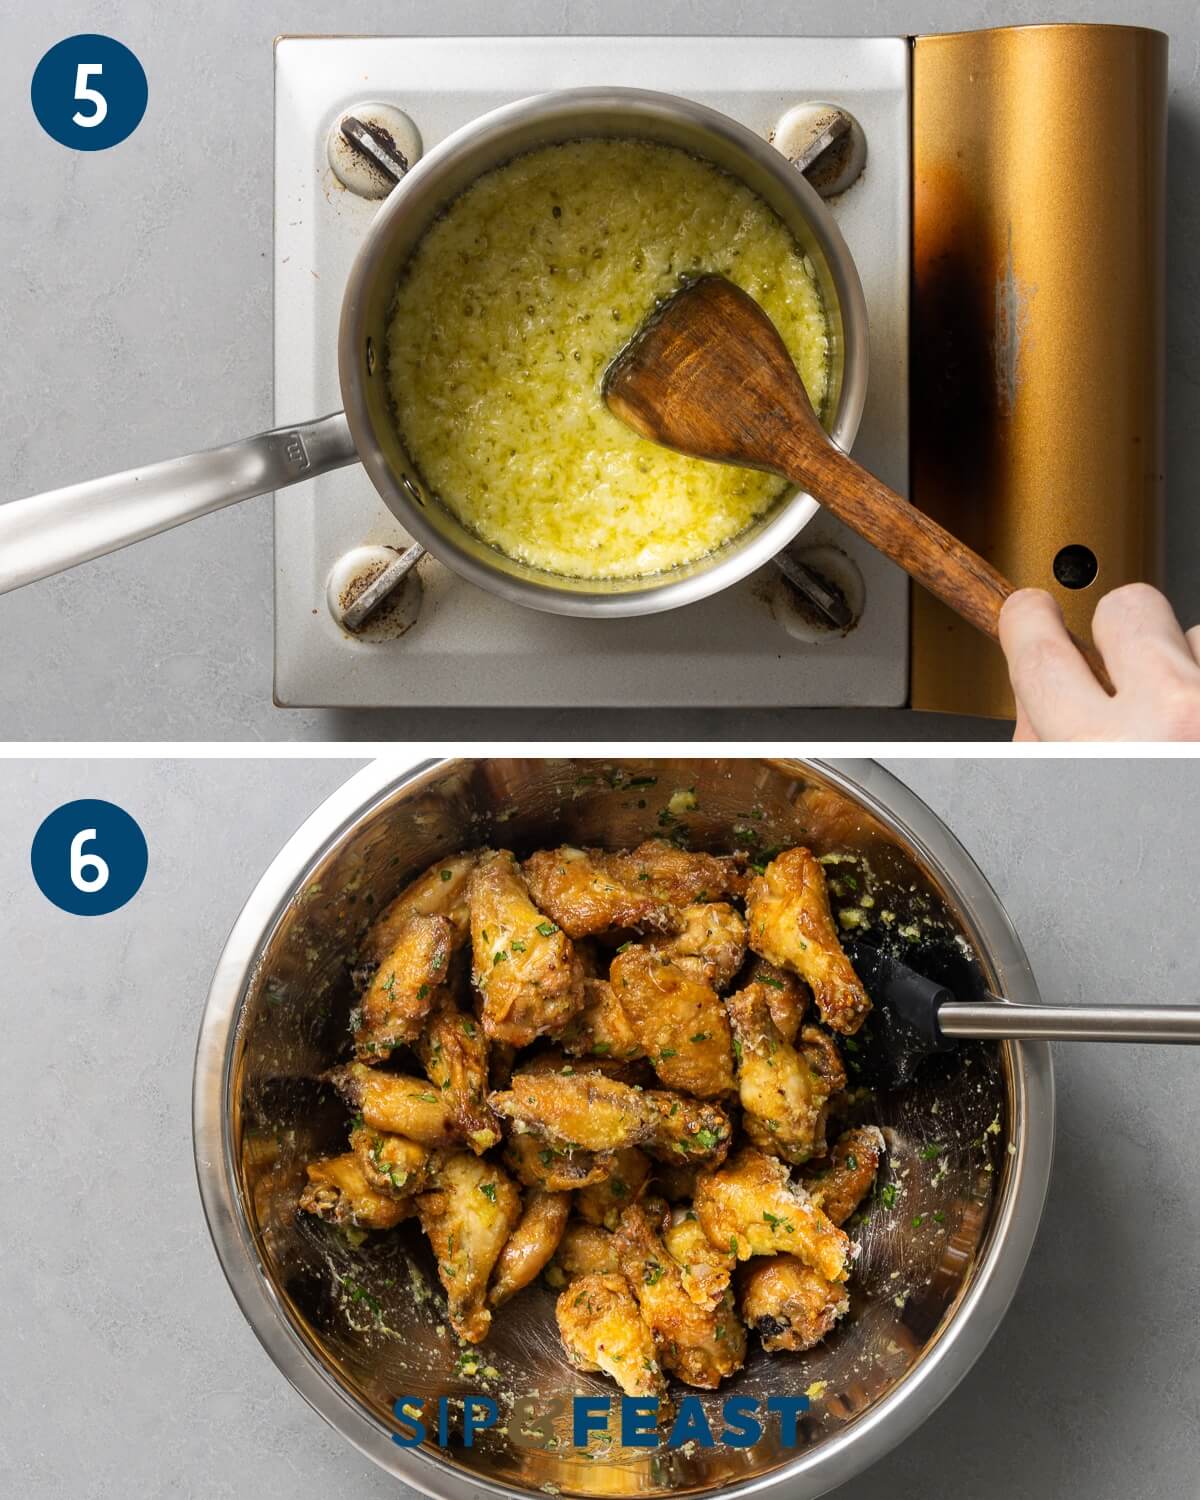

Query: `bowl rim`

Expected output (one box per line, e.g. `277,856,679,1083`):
193,757,1054,1500
336,86,871,618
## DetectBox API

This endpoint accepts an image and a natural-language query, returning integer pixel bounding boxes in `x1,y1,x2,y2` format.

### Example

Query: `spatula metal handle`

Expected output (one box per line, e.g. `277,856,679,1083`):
940,1001,1200,1044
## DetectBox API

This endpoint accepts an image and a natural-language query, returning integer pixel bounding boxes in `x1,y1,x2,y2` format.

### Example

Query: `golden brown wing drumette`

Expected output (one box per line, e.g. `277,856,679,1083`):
740,958,809,1043
503,1131,615,1193
694,1147,850,1284
362,852,476,965
523,847,681,938
556,1273,665,1398
663,1210,736,1312
726,984,846,1165
299,1153,412,1231
613,1204,746,1389
738,1256,850,1353
645,902,747,991
355,915,453,1059
349,1122,434,1198
801,1125,885,1226
415,995,499,1153
609,947,736,1098
489,1072,732,1167
469,849,585,1046
600,840,747,907
560,978,646,1062
488,1189,571,1307
575,1148,653,1229
415,1152,522,1343
744,848,871,1034
328,1063,459,1150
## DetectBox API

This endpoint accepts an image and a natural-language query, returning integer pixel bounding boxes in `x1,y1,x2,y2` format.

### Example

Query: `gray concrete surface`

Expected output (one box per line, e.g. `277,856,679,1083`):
0,755,1197,1497
1,0,1198,742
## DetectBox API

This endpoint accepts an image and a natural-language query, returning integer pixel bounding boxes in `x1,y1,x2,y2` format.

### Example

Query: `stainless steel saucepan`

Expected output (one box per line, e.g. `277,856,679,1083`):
194,757,1053,1499
0,89,867,618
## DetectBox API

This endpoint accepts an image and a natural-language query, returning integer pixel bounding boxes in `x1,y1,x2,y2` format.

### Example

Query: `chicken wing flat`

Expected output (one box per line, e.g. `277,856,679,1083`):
362,852,476,965
560,978,645,1062
556,1273,666,1399
503,1131,615,1193
613,1204,746,1389
552,1221,620,1280
349,1121,434,1198
726,985,846,1165
744,848,871,1034
575,1148,652,1230
299,1153,412,1231
609,947,735,1098
740,958,809,1043
355,914,453,1058
694,1147,850,1283
802,1125,885,1226
415,995,499,1153
645,902,747,991
738,1256,850,1354
470,850,585,1046
600,840,748,907
523,847,681,938
490,1072,732,1166
415,1152,522,1343
329,1063,459,1150
663,1211,736,1312
489,1189,571,1307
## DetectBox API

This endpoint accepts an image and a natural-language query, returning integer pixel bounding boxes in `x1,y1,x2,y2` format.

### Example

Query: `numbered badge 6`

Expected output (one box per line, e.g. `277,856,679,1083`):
31,34,148,151
31,799,148,916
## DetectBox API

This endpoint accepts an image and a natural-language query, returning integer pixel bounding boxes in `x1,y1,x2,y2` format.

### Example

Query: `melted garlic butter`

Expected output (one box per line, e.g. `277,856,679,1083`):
386,139,830,581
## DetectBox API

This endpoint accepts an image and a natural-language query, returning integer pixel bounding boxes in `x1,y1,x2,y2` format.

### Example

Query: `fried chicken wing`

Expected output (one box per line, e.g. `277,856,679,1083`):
551,1221,620,1280
349,1122,434,1198
613,1204,746,1389
363,852,476,964
490,1072,732,1167
415,1152,522,1343
489,1189,571,1307
523,847,681,938
726,985,846,1165
802,1125,885,1226
329,1063,459,1150
556,1273,665,1398
740,958,809,1043
694,1147,850,1283
609,947,735,1097
744,848,871,1034
738,1256,849,1353
470,850,585,1046
576,1148,652,1229
663,1210,736,1312
600,840,747,907
415,995,499,1153
561,978,646,1061
299,1153,412,1231
646,902,747,990
355,915,453,1058
503,1131,615,1193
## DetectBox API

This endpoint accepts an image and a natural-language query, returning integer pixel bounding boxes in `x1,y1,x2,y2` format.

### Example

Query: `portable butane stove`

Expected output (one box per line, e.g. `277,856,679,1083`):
273,27,1165,716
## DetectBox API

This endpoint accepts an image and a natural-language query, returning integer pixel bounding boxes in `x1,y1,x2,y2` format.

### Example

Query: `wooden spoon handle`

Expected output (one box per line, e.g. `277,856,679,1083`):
783,435,1113,694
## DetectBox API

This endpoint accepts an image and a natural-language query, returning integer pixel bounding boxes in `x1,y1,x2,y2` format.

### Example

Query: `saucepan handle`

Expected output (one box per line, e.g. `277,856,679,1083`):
0,411,357,595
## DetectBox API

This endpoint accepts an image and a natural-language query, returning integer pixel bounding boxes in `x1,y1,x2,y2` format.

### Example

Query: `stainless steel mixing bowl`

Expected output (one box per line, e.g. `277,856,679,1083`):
193,759,1054,1498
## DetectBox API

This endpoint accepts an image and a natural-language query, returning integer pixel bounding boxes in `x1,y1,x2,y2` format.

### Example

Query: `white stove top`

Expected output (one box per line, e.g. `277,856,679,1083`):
273,36,910,708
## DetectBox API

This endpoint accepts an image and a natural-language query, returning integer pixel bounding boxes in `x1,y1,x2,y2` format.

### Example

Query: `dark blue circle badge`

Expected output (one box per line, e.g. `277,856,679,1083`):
31,799,148,916
31,35,148,151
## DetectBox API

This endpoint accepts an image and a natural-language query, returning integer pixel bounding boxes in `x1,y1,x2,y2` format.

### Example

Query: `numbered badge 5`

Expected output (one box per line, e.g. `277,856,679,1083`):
31,34,148,151
31,799,148,915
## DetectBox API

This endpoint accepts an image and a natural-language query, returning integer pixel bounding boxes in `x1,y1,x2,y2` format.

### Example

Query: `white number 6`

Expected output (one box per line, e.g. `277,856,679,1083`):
70,828,109,892
72,62,107,128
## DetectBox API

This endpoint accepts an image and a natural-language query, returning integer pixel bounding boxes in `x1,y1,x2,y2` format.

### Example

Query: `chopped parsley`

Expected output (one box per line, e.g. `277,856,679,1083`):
440,868,453,882
535,922,558,937
690,1032,711,1044
479,1182,497,1202
879,1183,898,1210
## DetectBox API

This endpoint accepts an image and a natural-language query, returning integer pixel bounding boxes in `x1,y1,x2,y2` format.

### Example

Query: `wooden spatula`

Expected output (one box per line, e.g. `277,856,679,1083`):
604,274,1111,690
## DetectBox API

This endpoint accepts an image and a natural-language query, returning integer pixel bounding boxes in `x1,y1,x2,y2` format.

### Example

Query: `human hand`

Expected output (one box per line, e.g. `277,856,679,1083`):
998,584,1200,742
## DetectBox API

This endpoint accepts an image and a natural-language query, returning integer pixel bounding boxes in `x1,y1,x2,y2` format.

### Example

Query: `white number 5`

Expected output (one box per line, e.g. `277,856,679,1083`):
70,828,109,892
72,62,107,128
